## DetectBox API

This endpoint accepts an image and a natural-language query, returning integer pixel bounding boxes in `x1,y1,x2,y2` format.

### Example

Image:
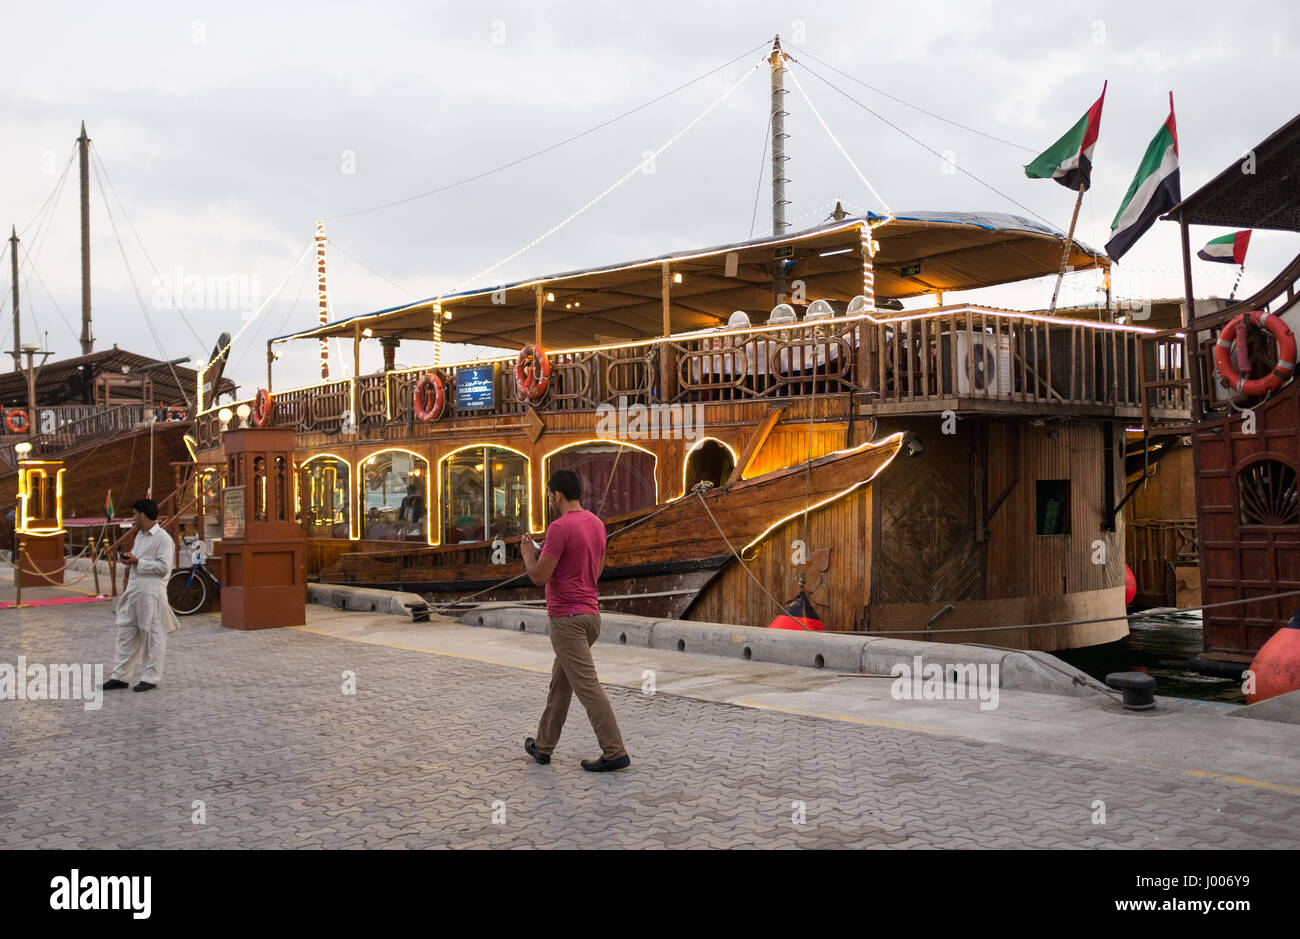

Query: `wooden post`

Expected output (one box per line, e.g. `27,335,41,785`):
90,536,101,596
14,540,22,607
660,262,676,401
353,324,362,378
1048,183,1086,316
266,342,274,395
534,285,544,348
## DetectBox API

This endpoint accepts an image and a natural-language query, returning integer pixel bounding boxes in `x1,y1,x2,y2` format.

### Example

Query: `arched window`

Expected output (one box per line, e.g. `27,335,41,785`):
361,450,430,542
301,456,350,539
440,446,529,543
544,442,657,522
1238,459,1298,526
684,438,736,493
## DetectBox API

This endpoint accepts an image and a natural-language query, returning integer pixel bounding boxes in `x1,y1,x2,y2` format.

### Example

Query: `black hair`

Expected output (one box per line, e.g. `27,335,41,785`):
132,498,159,520
547,469,581,502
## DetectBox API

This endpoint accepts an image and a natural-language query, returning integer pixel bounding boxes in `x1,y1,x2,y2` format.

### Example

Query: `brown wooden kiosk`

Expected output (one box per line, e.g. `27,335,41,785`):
218,427,306,629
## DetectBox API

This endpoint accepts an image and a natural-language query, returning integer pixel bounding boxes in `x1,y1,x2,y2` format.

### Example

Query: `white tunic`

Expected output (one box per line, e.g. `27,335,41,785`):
115,524,180,635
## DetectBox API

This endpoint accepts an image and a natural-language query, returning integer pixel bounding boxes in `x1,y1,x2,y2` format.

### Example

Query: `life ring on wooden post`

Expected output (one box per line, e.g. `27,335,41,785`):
413,372,446,422
251,388,273,428
1214,310,1296,397
5,409,30,434
515,344,551,400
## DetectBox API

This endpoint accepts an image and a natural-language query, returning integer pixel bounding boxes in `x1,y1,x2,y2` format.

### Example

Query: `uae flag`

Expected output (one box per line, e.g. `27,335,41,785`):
1106,93,1181,261
1024,81,1107,191
1197,230,1252,264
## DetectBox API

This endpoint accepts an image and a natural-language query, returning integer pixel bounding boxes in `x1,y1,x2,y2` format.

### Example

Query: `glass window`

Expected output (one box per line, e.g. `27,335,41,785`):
301,457,350,539
545,443,657,523
1036,480,1071,535
361,450,429,542
441,447,529,544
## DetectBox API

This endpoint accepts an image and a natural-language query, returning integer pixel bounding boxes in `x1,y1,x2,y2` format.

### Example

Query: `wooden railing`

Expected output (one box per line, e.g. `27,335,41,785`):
0,405,164,470
188,305,1192,452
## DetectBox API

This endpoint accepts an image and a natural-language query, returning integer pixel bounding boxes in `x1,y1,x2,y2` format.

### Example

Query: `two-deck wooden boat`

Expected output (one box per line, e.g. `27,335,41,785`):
188,210,1194,650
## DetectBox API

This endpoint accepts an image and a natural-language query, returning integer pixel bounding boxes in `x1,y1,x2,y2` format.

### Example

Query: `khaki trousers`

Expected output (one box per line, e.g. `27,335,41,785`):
534,614,627,761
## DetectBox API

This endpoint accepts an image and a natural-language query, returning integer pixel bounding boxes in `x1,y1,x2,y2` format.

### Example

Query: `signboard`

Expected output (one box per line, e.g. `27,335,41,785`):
900,262,922,278
456,365,496,411
222,486,246,540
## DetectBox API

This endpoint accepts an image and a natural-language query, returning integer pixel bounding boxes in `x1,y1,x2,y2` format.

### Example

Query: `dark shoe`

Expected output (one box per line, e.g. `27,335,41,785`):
524,737,550,765
101,679,129,691
581,754,631,772
132,681,157,693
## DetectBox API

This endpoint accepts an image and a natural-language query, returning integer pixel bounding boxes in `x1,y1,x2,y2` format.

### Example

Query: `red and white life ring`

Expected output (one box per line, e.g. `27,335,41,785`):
413,372,446,422
251,388,273,428
1214,310,1297,397
515,344,551,400
4,408,29,434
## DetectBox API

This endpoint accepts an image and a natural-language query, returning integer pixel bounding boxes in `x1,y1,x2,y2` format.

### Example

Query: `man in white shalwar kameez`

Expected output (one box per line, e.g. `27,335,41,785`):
102,499,179,693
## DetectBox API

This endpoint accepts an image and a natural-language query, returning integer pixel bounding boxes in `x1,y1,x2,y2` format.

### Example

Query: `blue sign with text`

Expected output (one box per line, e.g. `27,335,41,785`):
456,365,496,410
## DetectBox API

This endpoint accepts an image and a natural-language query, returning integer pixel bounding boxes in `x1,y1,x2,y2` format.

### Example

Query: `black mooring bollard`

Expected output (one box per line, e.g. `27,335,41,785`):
1105,671,1158,710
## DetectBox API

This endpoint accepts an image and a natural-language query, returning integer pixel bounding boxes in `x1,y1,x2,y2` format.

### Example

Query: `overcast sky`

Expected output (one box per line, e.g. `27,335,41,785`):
2,0,1297,399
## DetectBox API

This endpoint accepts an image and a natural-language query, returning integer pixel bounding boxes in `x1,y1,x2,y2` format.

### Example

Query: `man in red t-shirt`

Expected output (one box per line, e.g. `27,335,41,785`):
521,469,630,772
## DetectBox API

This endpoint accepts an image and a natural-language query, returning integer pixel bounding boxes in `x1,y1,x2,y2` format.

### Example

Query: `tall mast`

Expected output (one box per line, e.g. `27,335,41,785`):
769,36,789,237
315,220,330,380
9,226,19,371
78,121,92,355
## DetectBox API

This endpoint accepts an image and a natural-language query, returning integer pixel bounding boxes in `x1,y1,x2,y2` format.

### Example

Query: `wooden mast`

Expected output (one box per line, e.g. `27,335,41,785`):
769,36,789,304
9,226,18,371
78,122,92,355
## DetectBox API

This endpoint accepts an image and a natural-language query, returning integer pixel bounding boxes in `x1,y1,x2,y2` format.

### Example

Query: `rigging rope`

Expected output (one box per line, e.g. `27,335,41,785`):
435,59,763,302
748,108,773,239
785,66,893,217
325,40,772,221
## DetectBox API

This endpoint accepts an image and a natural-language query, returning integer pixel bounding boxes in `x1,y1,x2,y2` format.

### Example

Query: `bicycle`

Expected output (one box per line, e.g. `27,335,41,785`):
167,544,221,615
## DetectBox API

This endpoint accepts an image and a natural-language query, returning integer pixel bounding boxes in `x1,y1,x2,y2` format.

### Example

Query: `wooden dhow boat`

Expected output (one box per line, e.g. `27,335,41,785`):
188,209,1193,651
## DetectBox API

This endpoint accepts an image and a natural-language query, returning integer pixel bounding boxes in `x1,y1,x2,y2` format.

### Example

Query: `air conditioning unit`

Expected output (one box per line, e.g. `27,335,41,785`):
956,331,1014,395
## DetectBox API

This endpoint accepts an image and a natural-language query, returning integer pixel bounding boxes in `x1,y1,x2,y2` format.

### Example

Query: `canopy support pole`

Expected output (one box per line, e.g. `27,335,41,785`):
1047,182,1086,316
534,285,544,348
660,262,676,401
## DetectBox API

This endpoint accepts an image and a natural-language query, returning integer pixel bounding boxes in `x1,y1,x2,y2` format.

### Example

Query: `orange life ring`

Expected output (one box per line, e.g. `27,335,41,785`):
5,409,29,434
515,344,551,400
251,388,273,428
413,372,446,422
1214,310,1297,397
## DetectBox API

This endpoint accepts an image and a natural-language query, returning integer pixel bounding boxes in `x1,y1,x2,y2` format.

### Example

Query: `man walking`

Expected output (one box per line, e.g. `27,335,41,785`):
521,470,630,772
102,498,179,693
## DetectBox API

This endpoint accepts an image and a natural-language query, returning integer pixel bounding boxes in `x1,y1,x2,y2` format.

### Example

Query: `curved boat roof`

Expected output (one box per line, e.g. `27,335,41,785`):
273,211,1107,349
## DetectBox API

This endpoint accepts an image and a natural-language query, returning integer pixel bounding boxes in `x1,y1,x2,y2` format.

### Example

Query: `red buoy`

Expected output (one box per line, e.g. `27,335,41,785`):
1246,610,1300,704
1124,565,1137,606
769,590,825,631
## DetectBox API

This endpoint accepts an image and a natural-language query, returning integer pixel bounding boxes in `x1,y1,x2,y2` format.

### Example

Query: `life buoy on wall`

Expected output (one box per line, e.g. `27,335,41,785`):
1214,310,1297,397
515,344,551,400
5,409,29,434
251,388,273,428
413,372,446,422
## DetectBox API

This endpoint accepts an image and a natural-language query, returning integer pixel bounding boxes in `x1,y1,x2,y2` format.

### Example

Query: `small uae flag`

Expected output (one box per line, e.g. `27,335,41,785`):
1024,81,1107,191
1107,93,1181,262
105,490,114,520
1197,230,1252,265
768,589,825,632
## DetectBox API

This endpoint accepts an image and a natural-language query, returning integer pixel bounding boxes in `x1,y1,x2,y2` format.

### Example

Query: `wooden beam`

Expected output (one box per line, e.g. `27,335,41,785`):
728,404,786,484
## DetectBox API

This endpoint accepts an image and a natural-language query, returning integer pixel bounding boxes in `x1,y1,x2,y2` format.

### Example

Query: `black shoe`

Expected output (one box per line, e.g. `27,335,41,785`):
581,754,631,772
524,737,550,765
132,681,157,693
101,679,129,691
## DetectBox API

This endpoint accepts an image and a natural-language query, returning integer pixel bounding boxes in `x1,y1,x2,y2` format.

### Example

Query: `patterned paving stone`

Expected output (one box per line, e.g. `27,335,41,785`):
1,608,1298,849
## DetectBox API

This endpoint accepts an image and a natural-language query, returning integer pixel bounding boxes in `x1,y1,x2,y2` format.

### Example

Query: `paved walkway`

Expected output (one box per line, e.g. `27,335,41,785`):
2,592,1298,849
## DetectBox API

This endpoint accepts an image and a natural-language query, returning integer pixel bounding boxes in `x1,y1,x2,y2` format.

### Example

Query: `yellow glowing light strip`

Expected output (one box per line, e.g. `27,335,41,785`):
359,446,434,545
15,465,65,535
301,452,355,539
679,436,738,497
183,434,199,461
540,438,661,512
737,432,905,557
435,442,536,541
